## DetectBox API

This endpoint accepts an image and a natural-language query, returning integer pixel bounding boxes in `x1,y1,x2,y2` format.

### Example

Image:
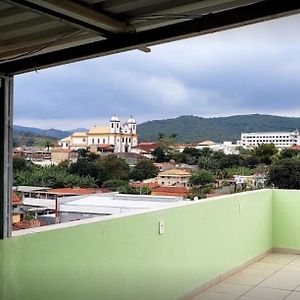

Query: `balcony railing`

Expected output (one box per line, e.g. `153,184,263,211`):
0,189,299,300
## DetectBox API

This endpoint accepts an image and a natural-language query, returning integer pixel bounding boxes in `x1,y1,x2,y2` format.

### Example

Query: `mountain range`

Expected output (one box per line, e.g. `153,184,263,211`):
13,114,300,145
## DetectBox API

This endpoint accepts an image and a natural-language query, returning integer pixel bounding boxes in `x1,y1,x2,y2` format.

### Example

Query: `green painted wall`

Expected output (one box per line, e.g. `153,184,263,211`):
0,190,273,300
273,190,300,249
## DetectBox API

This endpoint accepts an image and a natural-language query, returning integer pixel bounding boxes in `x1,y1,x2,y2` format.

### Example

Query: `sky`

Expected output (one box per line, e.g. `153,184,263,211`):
14,14,300,130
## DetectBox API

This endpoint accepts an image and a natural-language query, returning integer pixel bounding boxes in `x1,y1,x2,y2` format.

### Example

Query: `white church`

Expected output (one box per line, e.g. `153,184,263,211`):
58,116,138,153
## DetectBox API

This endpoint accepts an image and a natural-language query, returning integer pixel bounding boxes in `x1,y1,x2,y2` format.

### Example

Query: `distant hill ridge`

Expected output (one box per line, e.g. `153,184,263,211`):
14,114,300,143
13,125,87,139
137,114,300,142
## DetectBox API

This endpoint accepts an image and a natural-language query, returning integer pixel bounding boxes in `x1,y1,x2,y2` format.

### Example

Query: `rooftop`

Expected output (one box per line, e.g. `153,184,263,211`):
88,126,110,134
159,168,191,176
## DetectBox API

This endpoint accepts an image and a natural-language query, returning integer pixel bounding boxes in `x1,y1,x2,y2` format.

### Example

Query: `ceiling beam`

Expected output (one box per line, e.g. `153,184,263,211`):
1,0,300,74
7,0,134,35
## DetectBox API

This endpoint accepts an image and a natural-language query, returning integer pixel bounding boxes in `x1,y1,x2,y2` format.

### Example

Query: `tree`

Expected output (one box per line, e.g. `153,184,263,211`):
102,179,129,191
13,157,31,173
187,186,207,200
279,148,300,159
44,140,52,152
152,147,167,163
252,143,278,165
226,167,253,178
130,160,159,181
69,154,130,186
267,158,300,189
14,165,96,188
189,170,214,186
198,156,220,172
77,148,88,158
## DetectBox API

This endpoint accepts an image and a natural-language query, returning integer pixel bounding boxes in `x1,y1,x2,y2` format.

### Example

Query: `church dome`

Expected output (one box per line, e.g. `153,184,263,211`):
110,116,119,122
127,117,136,124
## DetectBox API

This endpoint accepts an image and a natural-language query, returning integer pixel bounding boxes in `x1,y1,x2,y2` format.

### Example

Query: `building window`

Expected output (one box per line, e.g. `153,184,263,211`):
111,123,114,128
117,123,119,128
92,138,95,144
97,138,100,144
103,139,105,144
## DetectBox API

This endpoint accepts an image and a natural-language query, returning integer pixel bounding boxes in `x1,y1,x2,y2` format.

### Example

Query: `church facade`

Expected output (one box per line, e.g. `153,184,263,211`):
58,116,138,153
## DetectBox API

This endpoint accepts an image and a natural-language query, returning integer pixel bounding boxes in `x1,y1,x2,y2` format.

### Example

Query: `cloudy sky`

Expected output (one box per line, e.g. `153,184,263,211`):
14,14,300,130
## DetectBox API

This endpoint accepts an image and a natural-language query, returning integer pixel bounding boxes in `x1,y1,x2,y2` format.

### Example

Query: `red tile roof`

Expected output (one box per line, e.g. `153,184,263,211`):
132,142,159,152
152,186,189,197
290,145,300,150
12,192,22,205
13,219,44,231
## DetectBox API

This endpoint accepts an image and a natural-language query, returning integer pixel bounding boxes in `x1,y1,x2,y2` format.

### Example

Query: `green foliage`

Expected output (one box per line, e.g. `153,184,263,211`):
279,148,300,159
118,185,151,195
14,165,96,188
198,156,220,171
187,186,208,200
69,154,130,186
102,180,129,191
13,157,32,173
130,160,159,181
152,147,167,163
226,167,253,177
252,143,278,165
267,158,300,189
77,148,88,158
189,170,214,186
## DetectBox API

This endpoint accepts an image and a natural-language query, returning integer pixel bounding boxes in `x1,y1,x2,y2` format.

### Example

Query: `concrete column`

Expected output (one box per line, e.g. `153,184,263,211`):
0,76,13,239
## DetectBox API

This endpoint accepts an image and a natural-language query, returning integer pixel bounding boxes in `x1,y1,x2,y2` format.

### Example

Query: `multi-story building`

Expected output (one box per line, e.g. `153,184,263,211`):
58,116,138,153
238,130,300,148
155,168,191,187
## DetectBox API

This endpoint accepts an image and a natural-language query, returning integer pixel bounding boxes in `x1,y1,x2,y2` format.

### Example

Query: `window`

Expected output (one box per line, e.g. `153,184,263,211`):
111,123,114,128
103,139,105,143
92,138,95,144
97,138,100,144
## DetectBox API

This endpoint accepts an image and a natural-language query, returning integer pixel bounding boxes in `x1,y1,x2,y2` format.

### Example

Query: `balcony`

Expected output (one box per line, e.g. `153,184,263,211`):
0,189,299,300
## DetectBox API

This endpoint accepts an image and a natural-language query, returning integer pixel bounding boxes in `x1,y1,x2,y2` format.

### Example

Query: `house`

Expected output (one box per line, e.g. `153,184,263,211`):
51,148,78,164
155,168,191,187
130,142,159,158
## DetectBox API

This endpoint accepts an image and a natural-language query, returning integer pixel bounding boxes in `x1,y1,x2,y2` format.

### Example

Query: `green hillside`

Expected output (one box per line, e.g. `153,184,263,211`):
138,114,300,143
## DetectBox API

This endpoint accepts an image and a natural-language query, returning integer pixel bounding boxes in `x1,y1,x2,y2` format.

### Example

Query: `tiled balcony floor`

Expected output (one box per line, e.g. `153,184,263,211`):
193,253,300,300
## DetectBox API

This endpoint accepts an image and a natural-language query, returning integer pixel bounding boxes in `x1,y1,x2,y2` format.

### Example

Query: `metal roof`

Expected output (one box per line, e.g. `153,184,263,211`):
1,0,300,74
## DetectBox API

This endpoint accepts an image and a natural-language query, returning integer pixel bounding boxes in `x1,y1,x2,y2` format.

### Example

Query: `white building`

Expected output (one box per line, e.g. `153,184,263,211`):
58,116,138,153
238,130,300,149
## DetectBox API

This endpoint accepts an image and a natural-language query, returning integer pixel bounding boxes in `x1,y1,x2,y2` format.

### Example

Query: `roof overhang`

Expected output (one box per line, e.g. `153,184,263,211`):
1,0,300,75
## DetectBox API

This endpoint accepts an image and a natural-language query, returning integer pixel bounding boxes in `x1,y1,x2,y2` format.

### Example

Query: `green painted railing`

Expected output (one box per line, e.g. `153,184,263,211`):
0,189,298,300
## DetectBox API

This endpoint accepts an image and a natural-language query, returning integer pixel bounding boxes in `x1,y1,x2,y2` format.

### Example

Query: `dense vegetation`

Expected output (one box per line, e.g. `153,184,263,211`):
13,154,158,194
13,131,57,147
138,114,300,142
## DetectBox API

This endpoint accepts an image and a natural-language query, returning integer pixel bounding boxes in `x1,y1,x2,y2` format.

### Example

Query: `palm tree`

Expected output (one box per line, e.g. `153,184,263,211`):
45,140,52,153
